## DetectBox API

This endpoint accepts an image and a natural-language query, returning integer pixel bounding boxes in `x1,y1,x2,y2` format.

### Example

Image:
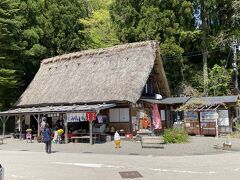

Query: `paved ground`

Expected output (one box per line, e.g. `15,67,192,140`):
1,136,240,180
1,150,240,180
0,136,239,156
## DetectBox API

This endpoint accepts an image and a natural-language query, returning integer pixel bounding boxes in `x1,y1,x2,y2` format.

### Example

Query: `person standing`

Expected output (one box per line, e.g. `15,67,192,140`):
42,123,52,154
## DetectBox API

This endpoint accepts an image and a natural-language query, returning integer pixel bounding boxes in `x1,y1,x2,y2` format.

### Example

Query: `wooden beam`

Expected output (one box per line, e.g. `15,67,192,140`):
37,114,40,137
63,114,68,144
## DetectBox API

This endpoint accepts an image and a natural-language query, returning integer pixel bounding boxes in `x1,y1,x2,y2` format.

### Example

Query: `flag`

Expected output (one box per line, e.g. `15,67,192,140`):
152,104,162,129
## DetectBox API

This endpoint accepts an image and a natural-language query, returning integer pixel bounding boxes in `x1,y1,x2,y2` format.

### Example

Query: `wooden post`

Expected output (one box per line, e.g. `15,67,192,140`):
33,114,41,137
0,117,3,137
37,114,40,137
2,119,5,138
64,114,68,144
89,120,93,145
19,116,22,140
1,116,9,138
216,111,219,138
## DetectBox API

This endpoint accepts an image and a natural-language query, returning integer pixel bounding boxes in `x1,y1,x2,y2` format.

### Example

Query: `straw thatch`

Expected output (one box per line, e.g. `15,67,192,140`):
15,41,170,107
176,98,227,112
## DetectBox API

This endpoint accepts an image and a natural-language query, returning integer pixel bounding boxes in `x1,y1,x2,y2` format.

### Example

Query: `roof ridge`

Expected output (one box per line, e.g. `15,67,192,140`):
42,40,158,65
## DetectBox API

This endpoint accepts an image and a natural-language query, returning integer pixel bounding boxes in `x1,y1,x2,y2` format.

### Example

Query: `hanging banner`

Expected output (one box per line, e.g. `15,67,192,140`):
152,104,162,129
67,113,86,122
86,112,97,121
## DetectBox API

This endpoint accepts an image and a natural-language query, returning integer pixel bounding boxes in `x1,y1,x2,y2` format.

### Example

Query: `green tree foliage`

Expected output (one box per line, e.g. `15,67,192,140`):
80,0,119,48
208,64,232,96
110,0,238,95
0,0,22,109
13,0,91,86
110,0,202,92
0,0,92,109
18,0,89,57
0,0,239,110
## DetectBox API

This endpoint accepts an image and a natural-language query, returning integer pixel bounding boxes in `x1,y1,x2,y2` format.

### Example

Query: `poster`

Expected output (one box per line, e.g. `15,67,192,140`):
218,110,229,126
200,111,218,122
184,111,198,121
139,110,145,118
160,110,165,120
67,113,86,122
132,116,137,131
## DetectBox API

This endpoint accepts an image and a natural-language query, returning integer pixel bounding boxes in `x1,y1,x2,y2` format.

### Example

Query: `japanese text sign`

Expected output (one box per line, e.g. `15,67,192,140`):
86,112,97,121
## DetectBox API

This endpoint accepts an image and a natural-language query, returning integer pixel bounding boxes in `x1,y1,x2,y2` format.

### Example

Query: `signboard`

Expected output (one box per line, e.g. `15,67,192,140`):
86,112,97,121
160,110,165,120
200,111,218,122
67,113,86,122
184,111,198,121
218,110,229,126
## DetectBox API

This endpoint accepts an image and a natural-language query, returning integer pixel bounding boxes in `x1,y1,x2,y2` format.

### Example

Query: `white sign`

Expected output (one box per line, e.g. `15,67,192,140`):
218,110,229,126
67,113,86,122
160,110,166,120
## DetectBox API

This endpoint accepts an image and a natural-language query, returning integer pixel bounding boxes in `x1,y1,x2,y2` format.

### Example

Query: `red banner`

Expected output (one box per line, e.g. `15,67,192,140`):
86,112,97,121
152,104,162,129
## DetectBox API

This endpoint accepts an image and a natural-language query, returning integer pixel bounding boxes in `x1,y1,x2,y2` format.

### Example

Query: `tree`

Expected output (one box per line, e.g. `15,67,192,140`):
80,0,119,48
0,0,94,108
193,0,236,95
0,0,22,109
208,64,232,96
13,0,91,86
110,0,200,92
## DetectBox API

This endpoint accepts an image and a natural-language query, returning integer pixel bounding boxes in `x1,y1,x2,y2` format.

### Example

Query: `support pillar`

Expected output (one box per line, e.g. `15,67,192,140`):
63,114,68,144
19,116,22,140
0,116,9,138
37,114,40,137
89,120,93,145
33,114,41,137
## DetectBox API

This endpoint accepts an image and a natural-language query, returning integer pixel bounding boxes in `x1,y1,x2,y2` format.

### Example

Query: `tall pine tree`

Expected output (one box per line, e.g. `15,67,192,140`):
0,0,22,109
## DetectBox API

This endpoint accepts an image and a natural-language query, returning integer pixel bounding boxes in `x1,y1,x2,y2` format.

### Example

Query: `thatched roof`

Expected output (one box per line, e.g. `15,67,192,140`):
15,41,170,107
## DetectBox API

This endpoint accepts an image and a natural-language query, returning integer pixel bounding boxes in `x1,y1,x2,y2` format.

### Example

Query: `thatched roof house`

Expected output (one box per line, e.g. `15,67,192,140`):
15,41,170,107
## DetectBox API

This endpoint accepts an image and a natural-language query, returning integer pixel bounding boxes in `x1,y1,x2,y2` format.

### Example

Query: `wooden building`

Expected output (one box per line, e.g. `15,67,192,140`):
0,41,170,141
145,96,240,136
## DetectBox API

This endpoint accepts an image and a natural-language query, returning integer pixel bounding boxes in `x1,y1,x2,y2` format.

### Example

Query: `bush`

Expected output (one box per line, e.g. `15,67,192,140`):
231,122,240,138
163,128,189,143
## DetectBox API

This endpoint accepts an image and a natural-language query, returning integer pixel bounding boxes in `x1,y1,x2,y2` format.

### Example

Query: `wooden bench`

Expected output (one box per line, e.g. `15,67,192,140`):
71,136,97,143
141,136,164,148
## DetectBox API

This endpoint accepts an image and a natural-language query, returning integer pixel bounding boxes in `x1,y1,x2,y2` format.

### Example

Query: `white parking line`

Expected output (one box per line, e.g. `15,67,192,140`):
52,162,125,168
52,161,217,175
150,168,216,174
10,174,26,178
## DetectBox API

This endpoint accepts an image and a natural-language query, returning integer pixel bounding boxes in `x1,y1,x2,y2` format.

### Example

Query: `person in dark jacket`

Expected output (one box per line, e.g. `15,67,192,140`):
41,123,52,154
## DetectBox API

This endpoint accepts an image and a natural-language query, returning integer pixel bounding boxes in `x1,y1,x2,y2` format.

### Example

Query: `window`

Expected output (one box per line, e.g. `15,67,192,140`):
109,108,130,122
143,78,154,95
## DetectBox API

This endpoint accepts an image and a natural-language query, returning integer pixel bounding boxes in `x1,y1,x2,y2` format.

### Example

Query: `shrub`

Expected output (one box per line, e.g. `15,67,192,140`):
231,122,240,138
163,128,189,143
